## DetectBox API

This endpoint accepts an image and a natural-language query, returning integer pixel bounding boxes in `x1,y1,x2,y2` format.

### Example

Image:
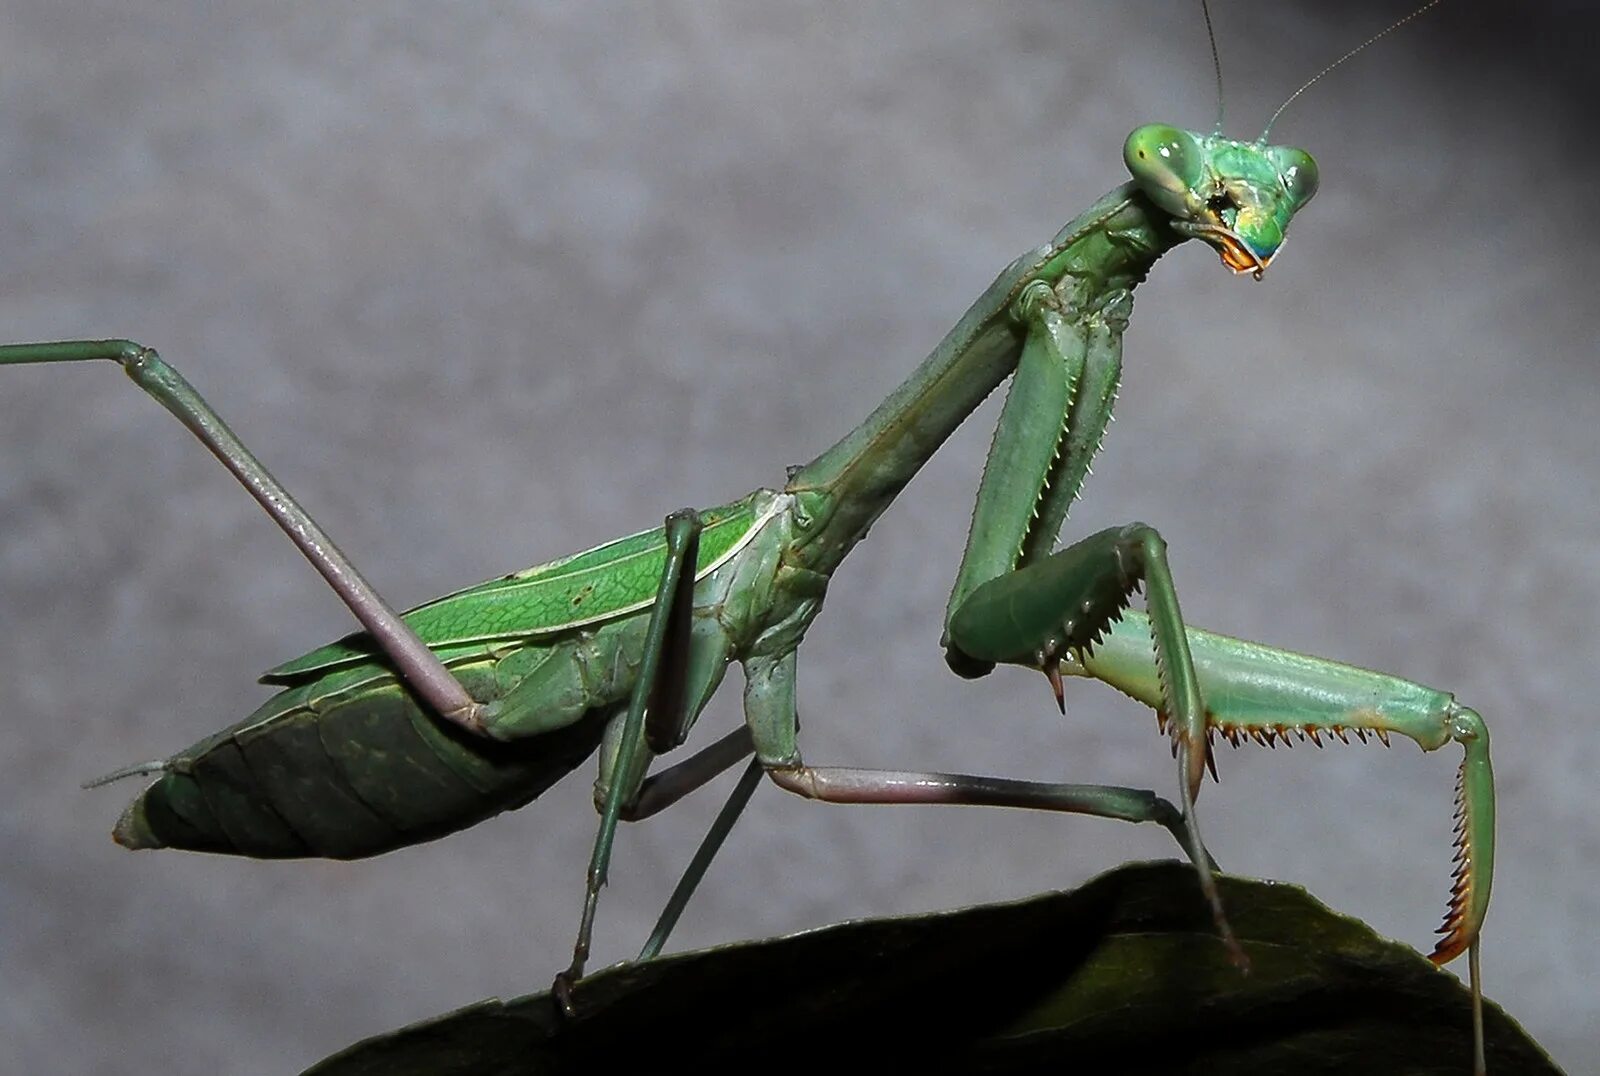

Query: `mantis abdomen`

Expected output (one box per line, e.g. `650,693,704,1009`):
114,636,622,859
110,492,788,859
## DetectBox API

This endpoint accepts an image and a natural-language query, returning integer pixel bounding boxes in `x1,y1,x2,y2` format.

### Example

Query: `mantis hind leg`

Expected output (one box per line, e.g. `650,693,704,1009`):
0,345,749,999
0,340,489,733
945,521,1240,965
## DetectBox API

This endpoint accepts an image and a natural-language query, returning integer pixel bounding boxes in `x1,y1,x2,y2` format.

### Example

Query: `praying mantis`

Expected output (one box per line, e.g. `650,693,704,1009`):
6,2,1593,1076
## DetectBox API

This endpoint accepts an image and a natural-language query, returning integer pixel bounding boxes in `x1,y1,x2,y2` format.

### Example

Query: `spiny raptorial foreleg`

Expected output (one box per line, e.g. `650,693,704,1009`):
943,520,1238,963
1067,609,1494,1055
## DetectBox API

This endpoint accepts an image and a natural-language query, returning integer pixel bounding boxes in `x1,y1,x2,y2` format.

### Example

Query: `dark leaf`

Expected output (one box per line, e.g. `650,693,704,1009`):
305,861,1560,1075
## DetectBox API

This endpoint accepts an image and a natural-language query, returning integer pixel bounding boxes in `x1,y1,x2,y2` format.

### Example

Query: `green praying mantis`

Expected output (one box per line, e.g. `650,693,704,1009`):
9,2,1587,1076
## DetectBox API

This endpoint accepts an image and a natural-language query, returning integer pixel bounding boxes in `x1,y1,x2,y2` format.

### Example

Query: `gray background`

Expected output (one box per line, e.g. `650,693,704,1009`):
2,2,1596,1072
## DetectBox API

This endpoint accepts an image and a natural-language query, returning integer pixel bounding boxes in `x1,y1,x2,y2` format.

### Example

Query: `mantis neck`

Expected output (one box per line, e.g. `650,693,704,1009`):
786,183,1179,576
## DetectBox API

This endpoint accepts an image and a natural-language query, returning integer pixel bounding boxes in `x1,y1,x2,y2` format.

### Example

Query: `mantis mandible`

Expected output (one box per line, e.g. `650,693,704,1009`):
3,2,1536,1076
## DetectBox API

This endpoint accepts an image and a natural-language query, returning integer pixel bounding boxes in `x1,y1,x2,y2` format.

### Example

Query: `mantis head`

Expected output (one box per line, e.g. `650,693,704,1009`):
1123,125,1318,279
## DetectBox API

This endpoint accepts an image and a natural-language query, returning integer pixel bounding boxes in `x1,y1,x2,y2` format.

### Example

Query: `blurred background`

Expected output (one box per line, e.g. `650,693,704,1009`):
2,1,1596,1071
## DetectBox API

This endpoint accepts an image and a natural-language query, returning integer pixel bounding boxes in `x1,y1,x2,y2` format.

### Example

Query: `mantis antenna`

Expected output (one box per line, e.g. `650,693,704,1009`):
1258,0,1444,143
1201,0,1225,135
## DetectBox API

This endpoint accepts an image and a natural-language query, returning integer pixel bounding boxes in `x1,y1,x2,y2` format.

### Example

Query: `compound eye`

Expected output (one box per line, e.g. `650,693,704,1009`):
1271,146,1319,209
1123,124,1205,218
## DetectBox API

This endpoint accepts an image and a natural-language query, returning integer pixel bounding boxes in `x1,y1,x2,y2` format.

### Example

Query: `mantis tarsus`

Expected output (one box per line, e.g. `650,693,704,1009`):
3,2,1587,1076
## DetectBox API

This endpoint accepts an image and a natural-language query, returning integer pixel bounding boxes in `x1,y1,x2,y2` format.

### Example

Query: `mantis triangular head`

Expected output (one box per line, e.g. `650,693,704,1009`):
1124,124,1318,279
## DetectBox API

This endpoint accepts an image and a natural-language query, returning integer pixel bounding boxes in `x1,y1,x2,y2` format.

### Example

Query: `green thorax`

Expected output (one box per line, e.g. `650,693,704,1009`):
785,183,1177,576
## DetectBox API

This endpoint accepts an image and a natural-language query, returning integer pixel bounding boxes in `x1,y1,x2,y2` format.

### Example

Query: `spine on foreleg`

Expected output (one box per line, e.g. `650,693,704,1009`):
1076,610,1457,751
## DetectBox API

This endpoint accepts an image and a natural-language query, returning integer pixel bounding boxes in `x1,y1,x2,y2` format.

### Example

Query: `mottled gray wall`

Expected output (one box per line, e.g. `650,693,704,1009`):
2,2,1595,1072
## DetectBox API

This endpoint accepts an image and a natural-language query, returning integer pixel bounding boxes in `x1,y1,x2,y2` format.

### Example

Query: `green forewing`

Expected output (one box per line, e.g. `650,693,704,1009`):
262,496,764,683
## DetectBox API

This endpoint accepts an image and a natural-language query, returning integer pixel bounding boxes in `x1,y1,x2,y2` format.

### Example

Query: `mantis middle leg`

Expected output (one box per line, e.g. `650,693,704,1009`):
741,649,1212,895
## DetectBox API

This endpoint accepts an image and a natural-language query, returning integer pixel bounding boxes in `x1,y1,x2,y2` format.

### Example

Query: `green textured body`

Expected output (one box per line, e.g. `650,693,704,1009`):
116,184,1175,862
3,109,1498,1050
115,490,817,858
